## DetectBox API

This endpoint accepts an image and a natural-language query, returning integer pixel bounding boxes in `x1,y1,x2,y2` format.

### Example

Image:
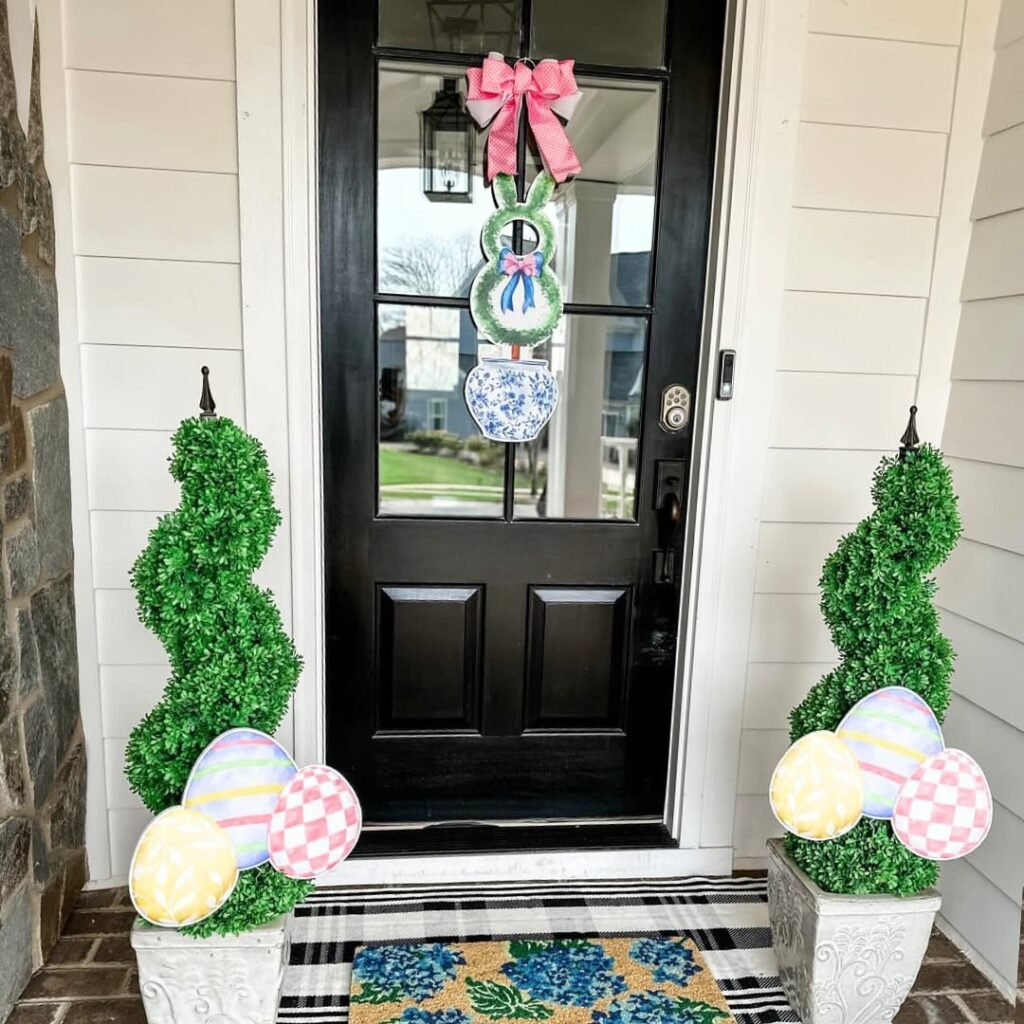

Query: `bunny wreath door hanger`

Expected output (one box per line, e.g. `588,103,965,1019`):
462,53,582,444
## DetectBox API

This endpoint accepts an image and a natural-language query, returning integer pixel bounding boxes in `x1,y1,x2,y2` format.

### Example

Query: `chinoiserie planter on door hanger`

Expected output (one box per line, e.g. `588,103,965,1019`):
766,407,993,1024
463,53,581,442
126,369,363,1024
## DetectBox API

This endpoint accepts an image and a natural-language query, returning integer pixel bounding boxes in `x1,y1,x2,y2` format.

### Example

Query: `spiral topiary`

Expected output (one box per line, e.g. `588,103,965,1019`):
125,370,312,935
785,411,961,895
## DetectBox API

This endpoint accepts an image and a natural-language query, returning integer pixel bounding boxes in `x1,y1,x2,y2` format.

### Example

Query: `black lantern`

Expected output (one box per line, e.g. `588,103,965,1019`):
420,77,475,203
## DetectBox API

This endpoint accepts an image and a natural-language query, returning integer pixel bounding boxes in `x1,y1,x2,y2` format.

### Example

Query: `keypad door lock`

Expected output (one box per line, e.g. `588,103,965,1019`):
659,384,690,432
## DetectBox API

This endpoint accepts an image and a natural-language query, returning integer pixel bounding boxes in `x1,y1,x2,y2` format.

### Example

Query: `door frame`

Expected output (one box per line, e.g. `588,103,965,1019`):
235,0,810,881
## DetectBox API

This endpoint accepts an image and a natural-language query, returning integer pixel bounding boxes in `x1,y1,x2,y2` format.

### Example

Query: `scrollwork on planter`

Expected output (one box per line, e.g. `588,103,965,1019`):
811,918,913,1024
766,840,938,1024
134,928,289,1024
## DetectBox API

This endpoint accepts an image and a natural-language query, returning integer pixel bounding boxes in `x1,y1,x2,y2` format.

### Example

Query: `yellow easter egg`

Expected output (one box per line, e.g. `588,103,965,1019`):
770,731,864,841
129,807,239,927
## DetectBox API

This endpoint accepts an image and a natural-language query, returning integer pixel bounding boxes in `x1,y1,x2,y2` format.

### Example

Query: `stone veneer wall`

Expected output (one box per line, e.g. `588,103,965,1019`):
0,4,86,1019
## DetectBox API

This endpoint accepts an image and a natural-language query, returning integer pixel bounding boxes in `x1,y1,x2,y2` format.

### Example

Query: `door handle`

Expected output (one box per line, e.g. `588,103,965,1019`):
653,460,684,584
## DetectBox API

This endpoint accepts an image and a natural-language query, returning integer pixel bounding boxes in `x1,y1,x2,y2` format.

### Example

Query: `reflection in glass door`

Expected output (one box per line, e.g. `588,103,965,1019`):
376,60,661,521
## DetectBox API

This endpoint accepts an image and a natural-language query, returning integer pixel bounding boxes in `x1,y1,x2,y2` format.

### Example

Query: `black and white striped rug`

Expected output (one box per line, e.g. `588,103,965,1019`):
279,876,797,1023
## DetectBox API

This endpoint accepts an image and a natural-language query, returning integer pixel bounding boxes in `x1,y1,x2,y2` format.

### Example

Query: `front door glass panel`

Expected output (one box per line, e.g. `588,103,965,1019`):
379,0,522,54
532,0,667,67
375,60,661,520
513,315,646,521
378,303,505,518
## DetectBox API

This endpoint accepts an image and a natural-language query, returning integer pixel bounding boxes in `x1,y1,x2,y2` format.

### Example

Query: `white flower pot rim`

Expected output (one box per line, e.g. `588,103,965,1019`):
766,838,941,917
131,913,289,948
478,356,549,367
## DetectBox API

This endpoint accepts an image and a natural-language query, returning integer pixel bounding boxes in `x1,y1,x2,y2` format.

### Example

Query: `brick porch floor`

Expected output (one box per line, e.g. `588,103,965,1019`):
6,887,1017,1024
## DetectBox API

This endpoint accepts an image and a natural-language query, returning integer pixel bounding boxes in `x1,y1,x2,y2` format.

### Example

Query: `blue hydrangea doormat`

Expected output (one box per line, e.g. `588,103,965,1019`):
279,876,797,1023
348,937,734,1024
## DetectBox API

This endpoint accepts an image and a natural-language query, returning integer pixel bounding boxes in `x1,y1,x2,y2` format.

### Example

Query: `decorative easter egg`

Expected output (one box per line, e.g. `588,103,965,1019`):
892,748,992,861
770,731,864,841
836,687,944,819
268,765,362,879
129,807,238,927
182,728,298,869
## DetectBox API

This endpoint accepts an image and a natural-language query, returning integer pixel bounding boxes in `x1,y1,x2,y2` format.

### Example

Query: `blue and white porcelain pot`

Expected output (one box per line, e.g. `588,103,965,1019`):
464,357,559,443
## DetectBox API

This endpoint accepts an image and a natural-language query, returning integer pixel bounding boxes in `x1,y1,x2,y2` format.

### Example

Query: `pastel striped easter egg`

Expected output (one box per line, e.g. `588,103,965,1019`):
836,687,944,820
183,728,298,870
770,731,864,841
129,807,238,927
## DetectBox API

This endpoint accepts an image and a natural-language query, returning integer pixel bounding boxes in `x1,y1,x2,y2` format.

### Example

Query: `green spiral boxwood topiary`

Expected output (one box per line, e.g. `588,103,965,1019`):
125,408,313,935
785,437,961,895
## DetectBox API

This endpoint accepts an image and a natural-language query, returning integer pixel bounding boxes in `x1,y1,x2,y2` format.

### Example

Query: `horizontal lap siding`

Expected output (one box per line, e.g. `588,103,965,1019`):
735,1,966,868
63,0,242,877
934,10,1024,993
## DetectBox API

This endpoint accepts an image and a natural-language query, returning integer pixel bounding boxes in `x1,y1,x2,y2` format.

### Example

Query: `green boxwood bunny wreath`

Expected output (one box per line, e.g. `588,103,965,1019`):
470,171,564,347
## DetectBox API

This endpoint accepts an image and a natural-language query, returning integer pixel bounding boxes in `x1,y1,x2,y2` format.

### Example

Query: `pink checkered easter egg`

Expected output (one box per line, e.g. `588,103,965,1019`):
267,765,362,879
892,749,992,861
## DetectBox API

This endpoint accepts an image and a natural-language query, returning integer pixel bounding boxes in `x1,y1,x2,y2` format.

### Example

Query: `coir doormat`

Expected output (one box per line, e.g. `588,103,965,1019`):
349,936,736,1024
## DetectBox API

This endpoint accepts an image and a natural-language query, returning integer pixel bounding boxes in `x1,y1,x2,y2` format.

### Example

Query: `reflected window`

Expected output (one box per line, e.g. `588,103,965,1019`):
380,0,522,55
378,304,505,518
515,314,646,522
428,398,449,431
532,0,666,67
379,64,491,297
525,78,661,306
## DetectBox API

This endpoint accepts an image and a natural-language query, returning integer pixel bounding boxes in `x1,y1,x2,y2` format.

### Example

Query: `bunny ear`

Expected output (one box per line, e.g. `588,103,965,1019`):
493,173,519,208
526,172,556,209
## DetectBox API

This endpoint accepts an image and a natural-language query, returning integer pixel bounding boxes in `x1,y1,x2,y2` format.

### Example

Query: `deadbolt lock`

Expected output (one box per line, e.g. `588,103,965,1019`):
659,384,690,432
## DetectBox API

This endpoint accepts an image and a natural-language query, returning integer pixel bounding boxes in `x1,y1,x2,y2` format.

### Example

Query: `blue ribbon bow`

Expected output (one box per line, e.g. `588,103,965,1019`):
499,246,545,314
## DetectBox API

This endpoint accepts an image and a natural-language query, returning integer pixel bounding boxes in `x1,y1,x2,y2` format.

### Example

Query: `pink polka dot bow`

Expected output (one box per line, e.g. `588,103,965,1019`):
465,53,583,183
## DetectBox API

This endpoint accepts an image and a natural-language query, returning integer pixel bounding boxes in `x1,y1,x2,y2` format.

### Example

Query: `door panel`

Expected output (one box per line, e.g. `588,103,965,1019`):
319,0,725,843
378,585,482,730
525,586,631,729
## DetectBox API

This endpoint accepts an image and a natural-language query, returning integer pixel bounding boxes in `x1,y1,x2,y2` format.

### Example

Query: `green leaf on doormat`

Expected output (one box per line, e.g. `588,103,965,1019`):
508,938,592,960
669,996,730,1023
466,977,554,1019
350,980,403,1004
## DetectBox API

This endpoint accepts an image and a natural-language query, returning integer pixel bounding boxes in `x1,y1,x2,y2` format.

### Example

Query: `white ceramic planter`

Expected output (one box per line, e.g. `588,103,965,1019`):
767,838,940,1024
131,914,289,1024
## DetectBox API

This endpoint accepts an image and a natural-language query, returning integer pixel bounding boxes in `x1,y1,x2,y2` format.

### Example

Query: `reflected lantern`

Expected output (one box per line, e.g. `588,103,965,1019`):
420,77,475,203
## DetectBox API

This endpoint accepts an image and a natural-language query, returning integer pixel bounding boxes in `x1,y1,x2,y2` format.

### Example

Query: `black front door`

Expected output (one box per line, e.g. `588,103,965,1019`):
319,0,724,848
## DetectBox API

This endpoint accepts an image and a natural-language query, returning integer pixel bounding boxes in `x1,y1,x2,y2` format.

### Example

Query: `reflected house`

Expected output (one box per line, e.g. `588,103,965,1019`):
604,250,649,442
379,304,479,439
380,252,648,446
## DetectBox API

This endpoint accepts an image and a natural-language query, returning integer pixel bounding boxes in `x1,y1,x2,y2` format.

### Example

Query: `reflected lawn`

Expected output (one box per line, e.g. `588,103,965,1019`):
379,447,504,492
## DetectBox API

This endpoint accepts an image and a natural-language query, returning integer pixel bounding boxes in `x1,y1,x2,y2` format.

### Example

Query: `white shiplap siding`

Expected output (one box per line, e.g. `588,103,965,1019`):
62,0,244,878
934,7,1024,988
734,0,970,863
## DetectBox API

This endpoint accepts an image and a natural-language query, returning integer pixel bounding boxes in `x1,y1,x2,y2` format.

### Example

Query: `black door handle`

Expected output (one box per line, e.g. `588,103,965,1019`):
653,460,684,584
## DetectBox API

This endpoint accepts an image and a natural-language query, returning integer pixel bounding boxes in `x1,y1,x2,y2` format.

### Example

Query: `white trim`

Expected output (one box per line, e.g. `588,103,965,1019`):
915,0,1000,441
677,0,810,849
234,0,295,642
318,847,734,887
279,0,325,768
36,0,112,880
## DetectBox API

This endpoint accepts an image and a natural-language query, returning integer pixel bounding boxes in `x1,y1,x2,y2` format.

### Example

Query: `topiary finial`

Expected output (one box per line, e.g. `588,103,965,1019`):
899,404,919,458
199,365,217,418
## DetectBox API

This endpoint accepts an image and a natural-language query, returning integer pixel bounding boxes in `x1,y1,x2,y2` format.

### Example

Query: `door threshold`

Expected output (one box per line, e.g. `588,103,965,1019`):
351,821,675,858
